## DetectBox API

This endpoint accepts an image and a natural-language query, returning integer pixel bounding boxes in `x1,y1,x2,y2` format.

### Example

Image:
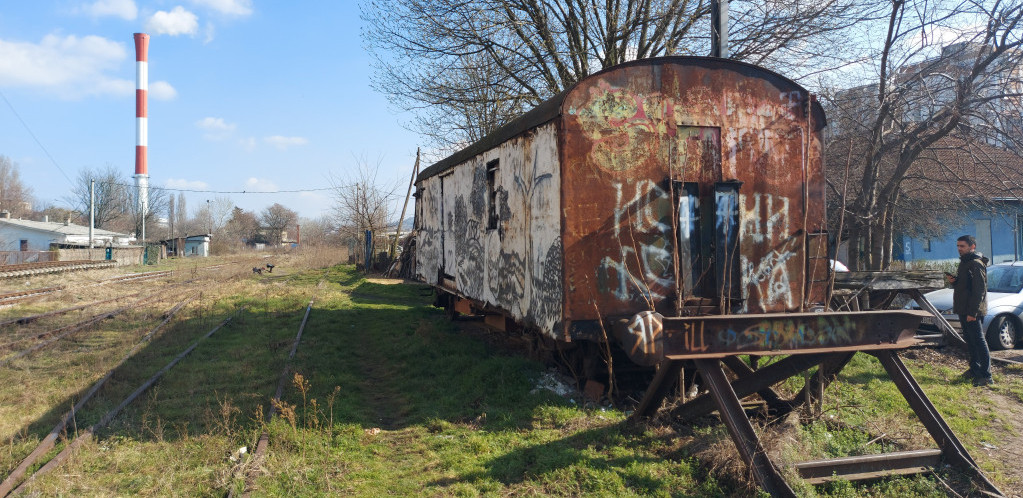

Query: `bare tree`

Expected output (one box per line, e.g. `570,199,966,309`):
0,156,33,217
260,203,298,246
224,206,261,246
128,185,170,241
296,215,338,246
66,165,129,229
209,196,235,234
363,0,876,151
330,156,400,255
824,0,1023,270
176,192,188,234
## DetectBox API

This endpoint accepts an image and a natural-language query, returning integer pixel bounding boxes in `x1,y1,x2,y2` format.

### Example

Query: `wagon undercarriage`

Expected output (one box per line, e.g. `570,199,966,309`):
624,310,1003,497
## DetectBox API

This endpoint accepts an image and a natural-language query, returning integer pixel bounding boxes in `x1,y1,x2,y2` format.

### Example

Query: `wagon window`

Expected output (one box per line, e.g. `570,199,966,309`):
487,159,499,230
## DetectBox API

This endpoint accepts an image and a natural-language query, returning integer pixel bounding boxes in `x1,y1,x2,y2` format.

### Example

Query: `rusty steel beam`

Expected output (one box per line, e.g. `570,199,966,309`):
905,288,966,348
673,353,836,421
632,359,684,418
870,350,1003,496
720,355,789,413
784,352,855,415
795,449,942,484
619,310,927,365
694,358,797,497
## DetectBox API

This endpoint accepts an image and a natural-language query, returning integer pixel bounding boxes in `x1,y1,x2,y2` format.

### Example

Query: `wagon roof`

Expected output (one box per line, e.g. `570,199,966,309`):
417,56,824,182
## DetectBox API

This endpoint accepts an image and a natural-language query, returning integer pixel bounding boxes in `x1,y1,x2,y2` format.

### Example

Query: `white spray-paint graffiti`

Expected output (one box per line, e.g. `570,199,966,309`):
738,192,798,312
739,193,790,243
598,180,674,302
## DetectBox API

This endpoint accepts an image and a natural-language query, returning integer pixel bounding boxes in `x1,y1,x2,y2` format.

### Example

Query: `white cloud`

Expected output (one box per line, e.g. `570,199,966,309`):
238,137,257,151
0,34,132,98
245,177,278,192
83,0,138,20
150,80,177,100
146,7,199,36
165,178,210,190
263,135,309,150
196,116,236,140
203,23,216,44
191,0,253,16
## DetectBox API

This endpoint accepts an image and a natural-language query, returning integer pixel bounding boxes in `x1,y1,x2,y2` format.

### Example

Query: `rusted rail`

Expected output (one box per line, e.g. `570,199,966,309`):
0,295,128,327
0,260,116,278
0,294,196,497
3,310,237,496
0,289,180,367
0,286,64,306
232,300,315,497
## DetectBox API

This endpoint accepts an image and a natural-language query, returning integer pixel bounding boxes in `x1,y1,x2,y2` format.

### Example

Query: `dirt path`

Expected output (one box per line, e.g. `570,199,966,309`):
976,391,1023,496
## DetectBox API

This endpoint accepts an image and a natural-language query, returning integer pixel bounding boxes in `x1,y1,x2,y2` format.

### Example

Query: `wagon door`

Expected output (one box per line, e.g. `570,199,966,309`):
674,126,741,312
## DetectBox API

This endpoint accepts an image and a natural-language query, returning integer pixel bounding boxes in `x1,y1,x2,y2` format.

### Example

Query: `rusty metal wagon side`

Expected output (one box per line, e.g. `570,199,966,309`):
413,56,1002,496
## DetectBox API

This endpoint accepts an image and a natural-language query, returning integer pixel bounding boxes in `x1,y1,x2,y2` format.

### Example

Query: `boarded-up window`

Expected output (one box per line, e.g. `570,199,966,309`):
487,159,499,230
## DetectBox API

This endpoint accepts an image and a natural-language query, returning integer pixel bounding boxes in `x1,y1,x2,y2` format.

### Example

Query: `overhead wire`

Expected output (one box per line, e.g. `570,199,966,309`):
95,180,335,195
0,90,337,196
0,88,75,186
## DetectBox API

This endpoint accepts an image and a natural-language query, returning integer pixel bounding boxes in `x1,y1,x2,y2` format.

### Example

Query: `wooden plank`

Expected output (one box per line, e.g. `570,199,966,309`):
833,270,945,291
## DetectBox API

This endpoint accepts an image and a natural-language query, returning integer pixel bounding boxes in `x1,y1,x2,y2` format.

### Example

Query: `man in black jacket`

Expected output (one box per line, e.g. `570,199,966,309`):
949,235,992,386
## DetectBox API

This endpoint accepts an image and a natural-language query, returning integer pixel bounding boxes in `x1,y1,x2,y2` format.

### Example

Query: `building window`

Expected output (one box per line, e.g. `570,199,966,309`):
922,238,931,252
486,159,499,230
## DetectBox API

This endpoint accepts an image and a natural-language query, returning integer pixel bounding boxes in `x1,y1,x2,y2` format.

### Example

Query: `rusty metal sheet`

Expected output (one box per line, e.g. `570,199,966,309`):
613,310,927,364
559,60,828,326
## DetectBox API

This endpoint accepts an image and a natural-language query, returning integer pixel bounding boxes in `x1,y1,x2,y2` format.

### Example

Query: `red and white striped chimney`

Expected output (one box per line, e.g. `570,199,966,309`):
134,32,150,225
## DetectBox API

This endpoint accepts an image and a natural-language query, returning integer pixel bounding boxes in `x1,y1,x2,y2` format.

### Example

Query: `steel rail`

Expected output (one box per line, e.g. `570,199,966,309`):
0,286,64,306
0,288,182,366
4,310,239,496
0,294,196,497
232,300,315,497
0,295,127,328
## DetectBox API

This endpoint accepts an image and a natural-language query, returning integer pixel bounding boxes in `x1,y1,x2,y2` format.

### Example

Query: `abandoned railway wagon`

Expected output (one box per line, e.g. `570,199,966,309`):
414,56,832,363
413,56,1001,496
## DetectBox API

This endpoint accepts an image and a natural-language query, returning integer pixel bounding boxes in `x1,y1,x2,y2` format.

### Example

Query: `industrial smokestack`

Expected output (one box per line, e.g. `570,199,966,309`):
134,33,150,239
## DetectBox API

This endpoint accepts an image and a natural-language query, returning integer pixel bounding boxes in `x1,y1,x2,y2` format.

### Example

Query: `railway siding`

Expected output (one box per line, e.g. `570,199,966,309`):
2,259,1020,496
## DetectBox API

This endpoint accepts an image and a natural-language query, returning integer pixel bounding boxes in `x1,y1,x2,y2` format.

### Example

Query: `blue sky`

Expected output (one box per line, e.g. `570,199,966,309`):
0,0,421,220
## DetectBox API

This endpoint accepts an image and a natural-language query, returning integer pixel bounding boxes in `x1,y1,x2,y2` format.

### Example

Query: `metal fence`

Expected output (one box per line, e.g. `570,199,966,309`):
0,251,56,265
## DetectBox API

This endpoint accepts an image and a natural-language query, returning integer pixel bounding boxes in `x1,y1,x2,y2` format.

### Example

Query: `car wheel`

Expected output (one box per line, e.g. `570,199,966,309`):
987,315,1018,350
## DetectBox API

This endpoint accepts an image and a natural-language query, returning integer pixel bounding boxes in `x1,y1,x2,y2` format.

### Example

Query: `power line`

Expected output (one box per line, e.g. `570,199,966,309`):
97,180,335,195
0,89,75,186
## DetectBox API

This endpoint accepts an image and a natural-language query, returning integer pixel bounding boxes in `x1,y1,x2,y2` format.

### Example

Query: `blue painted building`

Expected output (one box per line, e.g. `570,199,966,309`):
897,202,1023,266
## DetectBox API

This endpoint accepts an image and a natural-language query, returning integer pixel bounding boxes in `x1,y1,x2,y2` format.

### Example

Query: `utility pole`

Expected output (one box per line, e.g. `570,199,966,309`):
711,0,729,58
89,179,95,249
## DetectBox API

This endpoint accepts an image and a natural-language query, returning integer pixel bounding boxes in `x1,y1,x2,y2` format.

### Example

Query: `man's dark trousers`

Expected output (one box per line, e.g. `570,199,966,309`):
959,314,991,382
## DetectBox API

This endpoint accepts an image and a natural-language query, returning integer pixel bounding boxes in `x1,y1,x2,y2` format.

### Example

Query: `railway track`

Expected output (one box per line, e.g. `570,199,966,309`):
0,260,116,279
0,262,232,308
0,289,192,367
233,299,314,497
0,302,232,497
0,286,64,306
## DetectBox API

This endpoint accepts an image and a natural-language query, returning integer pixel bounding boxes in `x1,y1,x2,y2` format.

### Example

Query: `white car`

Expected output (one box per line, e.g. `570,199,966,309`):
909,261,1023,350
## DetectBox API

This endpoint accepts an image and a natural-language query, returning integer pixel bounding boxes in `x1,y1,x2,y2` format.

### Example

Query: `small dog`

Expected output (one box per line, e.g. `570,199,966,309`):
252,267,263,275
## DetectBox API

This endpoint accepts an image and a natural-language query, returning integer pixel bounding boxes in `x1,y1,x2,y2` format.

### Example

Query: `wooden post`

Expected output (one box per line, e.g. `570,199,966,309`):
390,148,420,259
